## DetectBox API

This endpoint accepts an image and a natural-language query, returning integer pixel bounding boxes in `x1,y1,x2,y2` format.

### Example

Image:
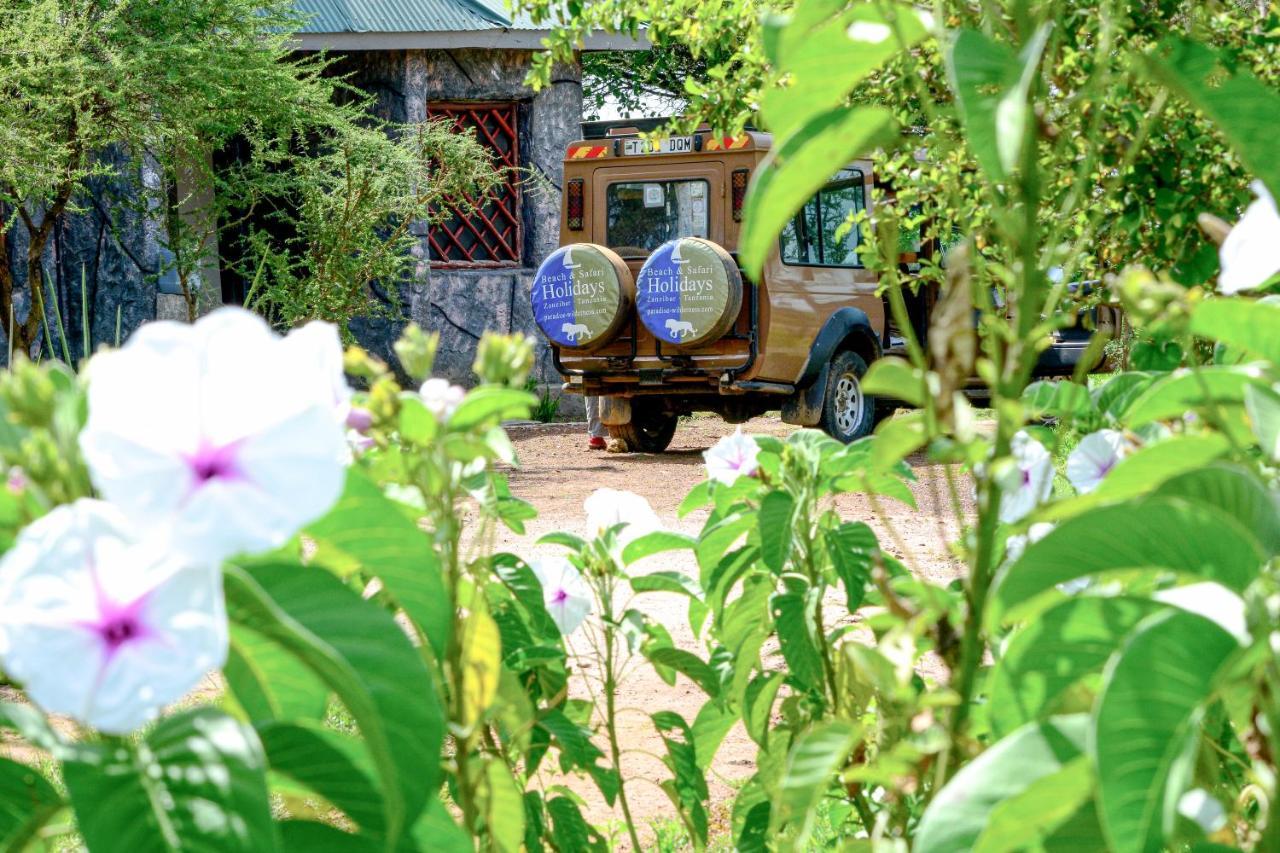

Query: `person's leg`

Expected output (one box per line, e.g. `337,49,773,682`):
585,396,608,447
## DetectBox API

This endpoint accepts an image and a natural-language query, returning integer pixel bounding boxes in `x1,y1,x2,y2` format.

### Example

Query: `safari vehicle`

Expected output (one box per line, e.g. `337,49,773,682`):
528,119,1117,452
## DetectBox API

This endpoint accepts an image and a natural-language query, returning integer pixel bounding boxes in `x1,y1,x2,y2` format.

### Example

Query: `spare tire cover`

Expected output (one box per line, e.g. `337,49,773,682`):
530,244,633,350
636,238,743,347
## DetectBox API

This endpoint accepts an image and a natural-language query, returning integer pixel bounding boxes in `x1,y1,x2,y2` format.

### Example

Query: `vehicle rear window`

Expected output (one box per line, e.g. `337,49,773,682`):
780,168,865,268
606,180,710,258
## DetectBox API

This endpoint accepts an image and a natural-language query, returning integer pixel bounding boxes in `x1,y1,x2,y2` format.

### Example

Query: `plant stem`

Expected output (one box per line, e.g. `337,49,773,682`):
599,576,644,852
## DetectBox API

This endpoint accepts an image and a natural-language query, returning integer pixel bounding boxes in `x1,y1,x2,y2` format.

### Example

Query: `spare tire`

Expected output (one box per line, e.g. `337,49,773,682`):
531,243,633,350
636,237,743,348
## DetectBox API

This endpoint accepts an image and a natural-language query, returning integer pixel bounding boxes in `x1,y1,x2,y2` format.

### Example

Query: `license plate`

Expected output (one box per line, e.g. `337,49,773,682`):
622,136,695,156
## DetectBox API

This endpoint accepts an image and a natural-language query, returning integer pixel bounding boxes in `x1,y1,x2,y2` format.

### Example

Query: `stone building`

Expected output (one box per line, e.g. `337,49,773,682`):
5,0,634,395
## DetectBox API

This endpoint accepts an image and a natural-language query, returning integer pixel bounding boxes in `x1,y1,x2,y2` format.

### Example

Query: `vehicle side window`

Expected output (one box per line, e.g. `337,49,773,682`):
779,168,865,268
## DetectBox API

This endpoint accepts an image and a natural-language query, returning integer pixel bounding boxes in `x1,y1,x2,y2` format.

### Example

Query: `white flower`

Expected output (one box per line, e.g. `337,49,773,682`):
280,320,351,423
529,557,593,636
420,377,466,423
0,500,226,734
1005,522,1054,563
78,307,349,562
997,431,1053,524
584,488,662,547
1220,181,1280,294
1178,789,1227,834
703,429,761,485
1066,429,1129,494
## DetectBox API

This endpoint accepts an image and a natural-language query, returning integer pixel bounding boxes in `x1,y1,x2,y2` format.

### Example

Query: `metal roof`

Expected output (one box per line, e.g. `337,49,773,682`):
291,0,646,50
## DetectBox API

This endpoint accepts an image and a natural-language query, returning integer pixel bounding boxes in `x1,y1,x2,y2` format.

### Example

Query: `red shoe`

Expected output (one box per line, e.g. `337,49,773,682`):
588,436,607,450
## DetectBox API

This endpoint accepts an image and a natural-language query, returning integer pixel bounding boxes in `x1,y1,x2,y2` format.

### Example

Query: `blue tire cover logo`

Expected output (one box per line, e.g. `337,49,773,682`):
636,238,733,345
531,245,624,348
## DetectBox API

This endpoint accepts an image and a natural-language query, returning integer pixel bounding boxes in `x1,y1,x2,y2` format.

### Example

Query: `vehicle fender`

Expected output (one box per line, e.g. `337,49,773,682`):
794,308,880,389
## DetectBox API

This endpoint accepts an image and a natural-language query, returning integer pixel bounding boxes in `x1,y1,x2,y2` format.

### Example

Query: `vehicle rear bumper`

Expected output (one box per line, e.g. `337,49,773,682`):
1034,338,1102,377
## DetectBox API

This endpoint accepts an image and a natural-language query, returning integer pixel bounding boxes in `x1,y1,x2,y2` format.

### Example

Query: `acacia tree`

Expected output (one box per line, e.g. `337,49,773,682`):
0,0,497,356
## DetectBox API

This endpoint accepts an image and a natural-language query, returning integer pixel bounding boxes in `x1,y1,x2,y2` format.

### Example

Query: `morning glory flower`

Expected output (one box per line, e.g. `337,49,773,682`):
997,431,1053,524
1219,181,1280,294
0,500,226,734
529,557,593,636
584,488,662,547
1066,429,1129,494
78,307,349,562
281,320,351,422
703,429,761,485
420,377,466,423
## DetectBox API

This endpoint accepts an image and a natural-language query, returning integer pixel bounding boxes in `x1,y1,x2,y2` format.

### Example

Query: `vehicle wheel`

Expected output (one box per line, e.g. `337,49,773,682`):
608,400,678,452
819,350,876,443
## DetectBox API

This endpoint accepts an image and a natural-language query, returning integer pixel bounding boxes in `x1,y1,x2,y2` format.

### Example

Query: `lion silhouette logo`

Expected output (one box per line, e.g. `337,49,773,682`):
665,318,695,339
561,322,590,342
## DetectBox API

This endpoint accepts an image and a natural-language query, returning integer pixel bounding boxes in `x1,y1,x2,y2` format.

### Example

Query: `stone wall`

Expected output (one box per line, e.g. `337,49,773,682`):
336,48,583,405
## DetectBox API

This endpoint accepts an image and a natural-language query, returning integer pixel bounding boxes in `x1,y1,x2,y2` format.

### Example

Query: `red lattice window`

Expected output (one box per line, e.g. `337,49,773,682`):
427,102,522,267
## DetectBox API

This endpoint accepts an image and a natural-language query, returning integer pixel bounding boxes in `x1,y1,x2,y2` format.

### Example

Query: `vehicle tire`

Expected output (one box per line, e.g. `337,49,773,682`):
608,400,678,453
819,350,876,443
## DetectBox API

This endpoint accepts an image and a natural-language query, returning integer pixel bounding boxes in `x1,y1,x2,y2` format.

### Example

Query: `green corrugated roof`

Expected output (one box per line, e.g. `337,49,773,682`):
295,0,530,33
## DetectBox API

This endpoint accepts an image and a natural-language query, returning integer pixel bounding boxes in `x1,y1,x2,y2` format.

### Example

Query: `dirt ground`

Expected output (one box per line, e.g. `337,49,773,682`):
497,414,973,845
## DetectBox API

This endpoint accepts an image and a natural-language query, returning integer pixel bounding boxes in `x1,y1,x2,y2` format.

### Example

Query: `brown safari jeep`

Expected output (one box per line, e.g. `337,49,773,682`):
528,119,1115,452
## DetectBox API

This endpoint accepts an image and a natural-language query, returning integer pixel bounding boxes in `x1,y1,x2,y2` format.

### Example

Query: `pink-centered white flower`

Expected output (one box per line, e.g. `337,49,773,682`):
703,429,761,485
1220,181,1280,294
584,488,662,547
420,377,466,423
280,320,351,423
997,431,1053,524
0,500,226,734
78,307,349,562
529,557,593,636
1066,429,1129,494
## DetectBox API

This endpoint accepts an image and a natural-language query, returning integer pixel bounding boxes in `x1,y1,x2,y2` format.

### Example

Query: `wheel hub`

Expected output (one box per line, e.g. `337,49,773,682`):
834,373,864,434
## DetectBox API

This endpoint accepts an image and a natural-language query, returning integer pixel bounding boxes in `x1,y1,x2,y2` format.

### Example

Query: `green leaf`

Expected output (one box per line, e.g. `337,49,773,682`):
1124,365,1264,426
739,105,897,278
629,569,703,598
461,607,502,726
622,530,697,565
826,521,877,611
225,624,330,724
1022,380,1098,423
64,708,277,853
1190,298,1280,366
652,711,710,845
915,715,1090,853
224,562,443,843
278,822,378,852
258,721,383,835
758,491,795,572
772,590,826,692
870,410,926,472
696,511,757,585
645,647,720,697
744,672,785,747
1094,372,1157,420
987,597,1168,738
947,25,1052,183
973,757,1101,853
410,799,473,852
1094,610,1241,853
0,757,61,851
861,357,926,406
1246,382,1280,460
448,386,536,432
991,497,1266,623
1144,36,1280,201
306,469,450,658
773,720,859,843
537,531,588,551
1154,463,1280,554
678,480,713,516
546,796,606,853
690,700,737,771
537,708,605,772
484,758,525,853
760,2,932,137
